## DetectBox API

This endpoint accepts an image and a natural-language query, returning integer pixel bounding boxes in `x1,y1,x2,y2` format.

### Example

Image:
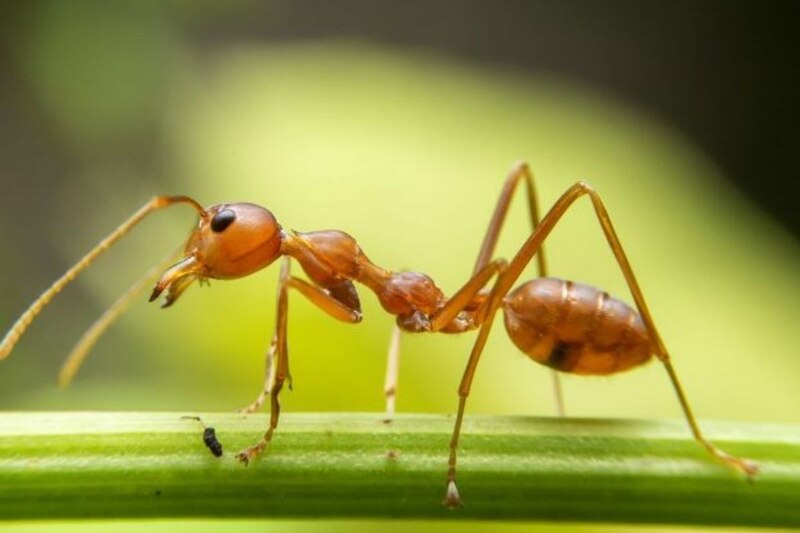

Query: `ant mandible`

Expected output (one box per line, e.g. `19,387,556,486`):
0,162,758,506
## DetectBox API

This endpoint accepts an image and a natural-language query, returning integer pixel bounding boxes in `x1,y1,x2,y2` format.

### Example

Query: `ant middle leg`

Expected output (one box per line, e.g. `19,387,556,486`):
381,162,564,421
381,257,506,422
236,257,362,464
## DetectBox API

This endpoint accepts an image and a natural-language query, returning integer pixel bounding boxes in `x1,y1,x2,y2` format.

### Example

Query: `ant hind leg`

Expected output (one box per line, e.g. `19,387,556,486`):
444,179,757,506
495,180,758,478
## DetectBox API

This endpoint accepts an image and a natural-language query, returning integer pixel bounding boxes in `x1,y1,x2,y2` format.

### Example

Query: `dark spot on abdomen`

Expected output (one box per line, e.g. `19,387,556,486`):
547,341,579,371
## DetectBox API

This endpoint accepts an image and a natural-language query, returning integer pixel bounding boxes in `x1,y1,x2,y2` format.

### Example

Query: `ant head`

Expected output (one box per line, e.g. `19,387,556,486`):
189,202,284,278
150,202,283,305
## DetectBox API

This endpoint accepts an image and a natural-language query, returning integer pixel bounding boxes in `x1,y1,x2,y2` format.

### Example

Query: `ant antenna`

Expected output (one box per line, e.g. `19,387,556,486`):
57,247,184,388
0,196,206,361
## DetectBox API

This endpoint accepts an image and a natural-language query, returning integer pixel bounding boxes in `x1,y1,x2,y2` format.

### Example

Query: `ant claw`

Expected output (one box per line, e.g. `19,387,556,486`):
714,447,760,479
442,480,462,509
236,452,251,466
236,404,260,415
740,458,760,480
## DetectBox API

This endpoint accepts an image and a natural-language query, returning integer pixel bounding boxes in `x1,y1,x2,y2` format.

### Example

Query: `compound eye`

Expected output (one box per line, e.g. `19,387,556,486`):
210,209,236,233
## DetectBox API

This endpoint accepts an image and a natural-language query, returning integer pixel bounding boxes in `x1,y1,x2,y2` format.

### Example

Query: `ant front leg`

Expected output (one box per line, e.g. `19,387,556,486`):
236,257,363,465
237,333,277,414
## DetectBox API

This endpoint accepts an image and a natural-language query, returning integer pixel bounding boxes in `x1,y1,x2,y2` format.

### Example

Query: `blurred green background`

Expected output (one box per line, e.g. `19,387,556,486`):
1,2,799,532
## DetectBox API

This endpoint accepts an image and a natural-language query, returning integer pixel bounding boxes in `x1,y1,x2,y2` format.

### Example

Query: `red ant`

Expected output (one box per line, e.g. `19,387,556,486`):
0,162,758,506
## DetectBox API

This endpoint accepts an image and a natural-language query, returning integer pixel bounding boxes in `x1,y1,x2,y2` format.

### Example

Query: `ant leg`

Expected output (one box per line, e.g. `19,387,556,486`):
573,187,758,476
473,162,564,416
236,258,362,464
494,181,757,477
382,256,505,423
237,333,276,414
445,180,757,506
430,259,506,331
383,257,505,422
240,261,364,416
445,182,598,505
443,278,507,507
382,324,401,423
1,196,206,361
383,162,550,423
235,259,293,464
474,161,547,276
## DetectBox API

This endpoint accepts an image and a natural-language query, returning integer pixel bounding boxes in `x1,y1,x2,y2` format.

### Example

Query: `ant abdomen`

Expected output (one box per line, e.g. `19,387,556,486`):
502,278,652,375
